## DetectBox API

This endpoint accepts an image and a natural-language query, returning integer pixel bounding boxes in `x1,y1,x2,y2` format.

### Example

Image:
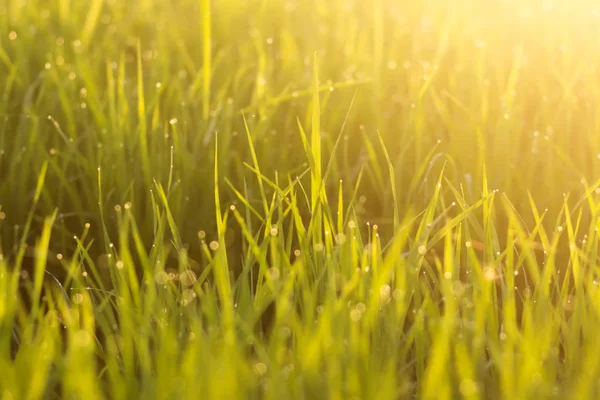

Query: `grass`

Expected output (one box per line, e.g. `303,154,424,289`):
2,0,600,398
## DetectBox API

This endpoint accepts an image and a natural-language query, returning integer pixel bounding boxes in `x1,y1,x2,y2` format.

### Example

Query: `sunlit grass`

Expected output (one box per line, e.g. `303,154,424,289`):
2,0,600,398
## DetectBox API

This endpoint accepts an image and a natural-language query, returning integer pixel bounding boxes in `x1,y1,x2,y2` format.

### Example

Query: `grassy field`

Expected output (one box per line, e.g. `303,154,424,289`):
2,0,600,398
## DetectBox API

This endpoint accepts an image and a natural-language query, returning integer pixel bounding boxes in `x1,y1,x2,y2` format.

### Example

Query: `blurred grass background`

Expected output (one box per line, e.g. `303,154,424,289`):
1,0,599,252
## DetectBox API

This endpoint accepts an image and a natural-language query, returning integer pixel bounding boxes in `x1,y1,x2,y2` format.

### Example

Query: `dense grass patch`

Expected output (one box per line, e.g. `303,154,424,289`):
2,0,600,398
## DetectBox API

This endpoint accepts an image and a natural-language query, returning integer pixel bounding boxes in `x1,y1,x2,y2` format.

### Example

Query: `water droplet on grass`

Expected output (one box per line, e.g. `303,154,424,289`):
155,271,169,285
350,309,362,321
73,293,84,304
253,363,267,376
483,267,498,281
268,267,280,281
180,270,197,286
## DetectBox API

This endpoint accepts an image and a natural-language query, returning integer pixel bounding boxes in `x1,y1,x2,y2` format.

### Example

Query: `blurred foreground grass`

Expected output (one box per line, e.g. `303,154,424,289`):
2,0,600,398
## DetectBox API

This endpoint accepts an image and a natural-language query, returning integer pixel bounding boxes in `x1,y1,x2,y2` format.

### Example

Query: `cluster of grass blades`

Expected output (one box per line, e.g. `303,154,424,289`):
4,142,600,399
2,55,600,398
3,0,600,399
